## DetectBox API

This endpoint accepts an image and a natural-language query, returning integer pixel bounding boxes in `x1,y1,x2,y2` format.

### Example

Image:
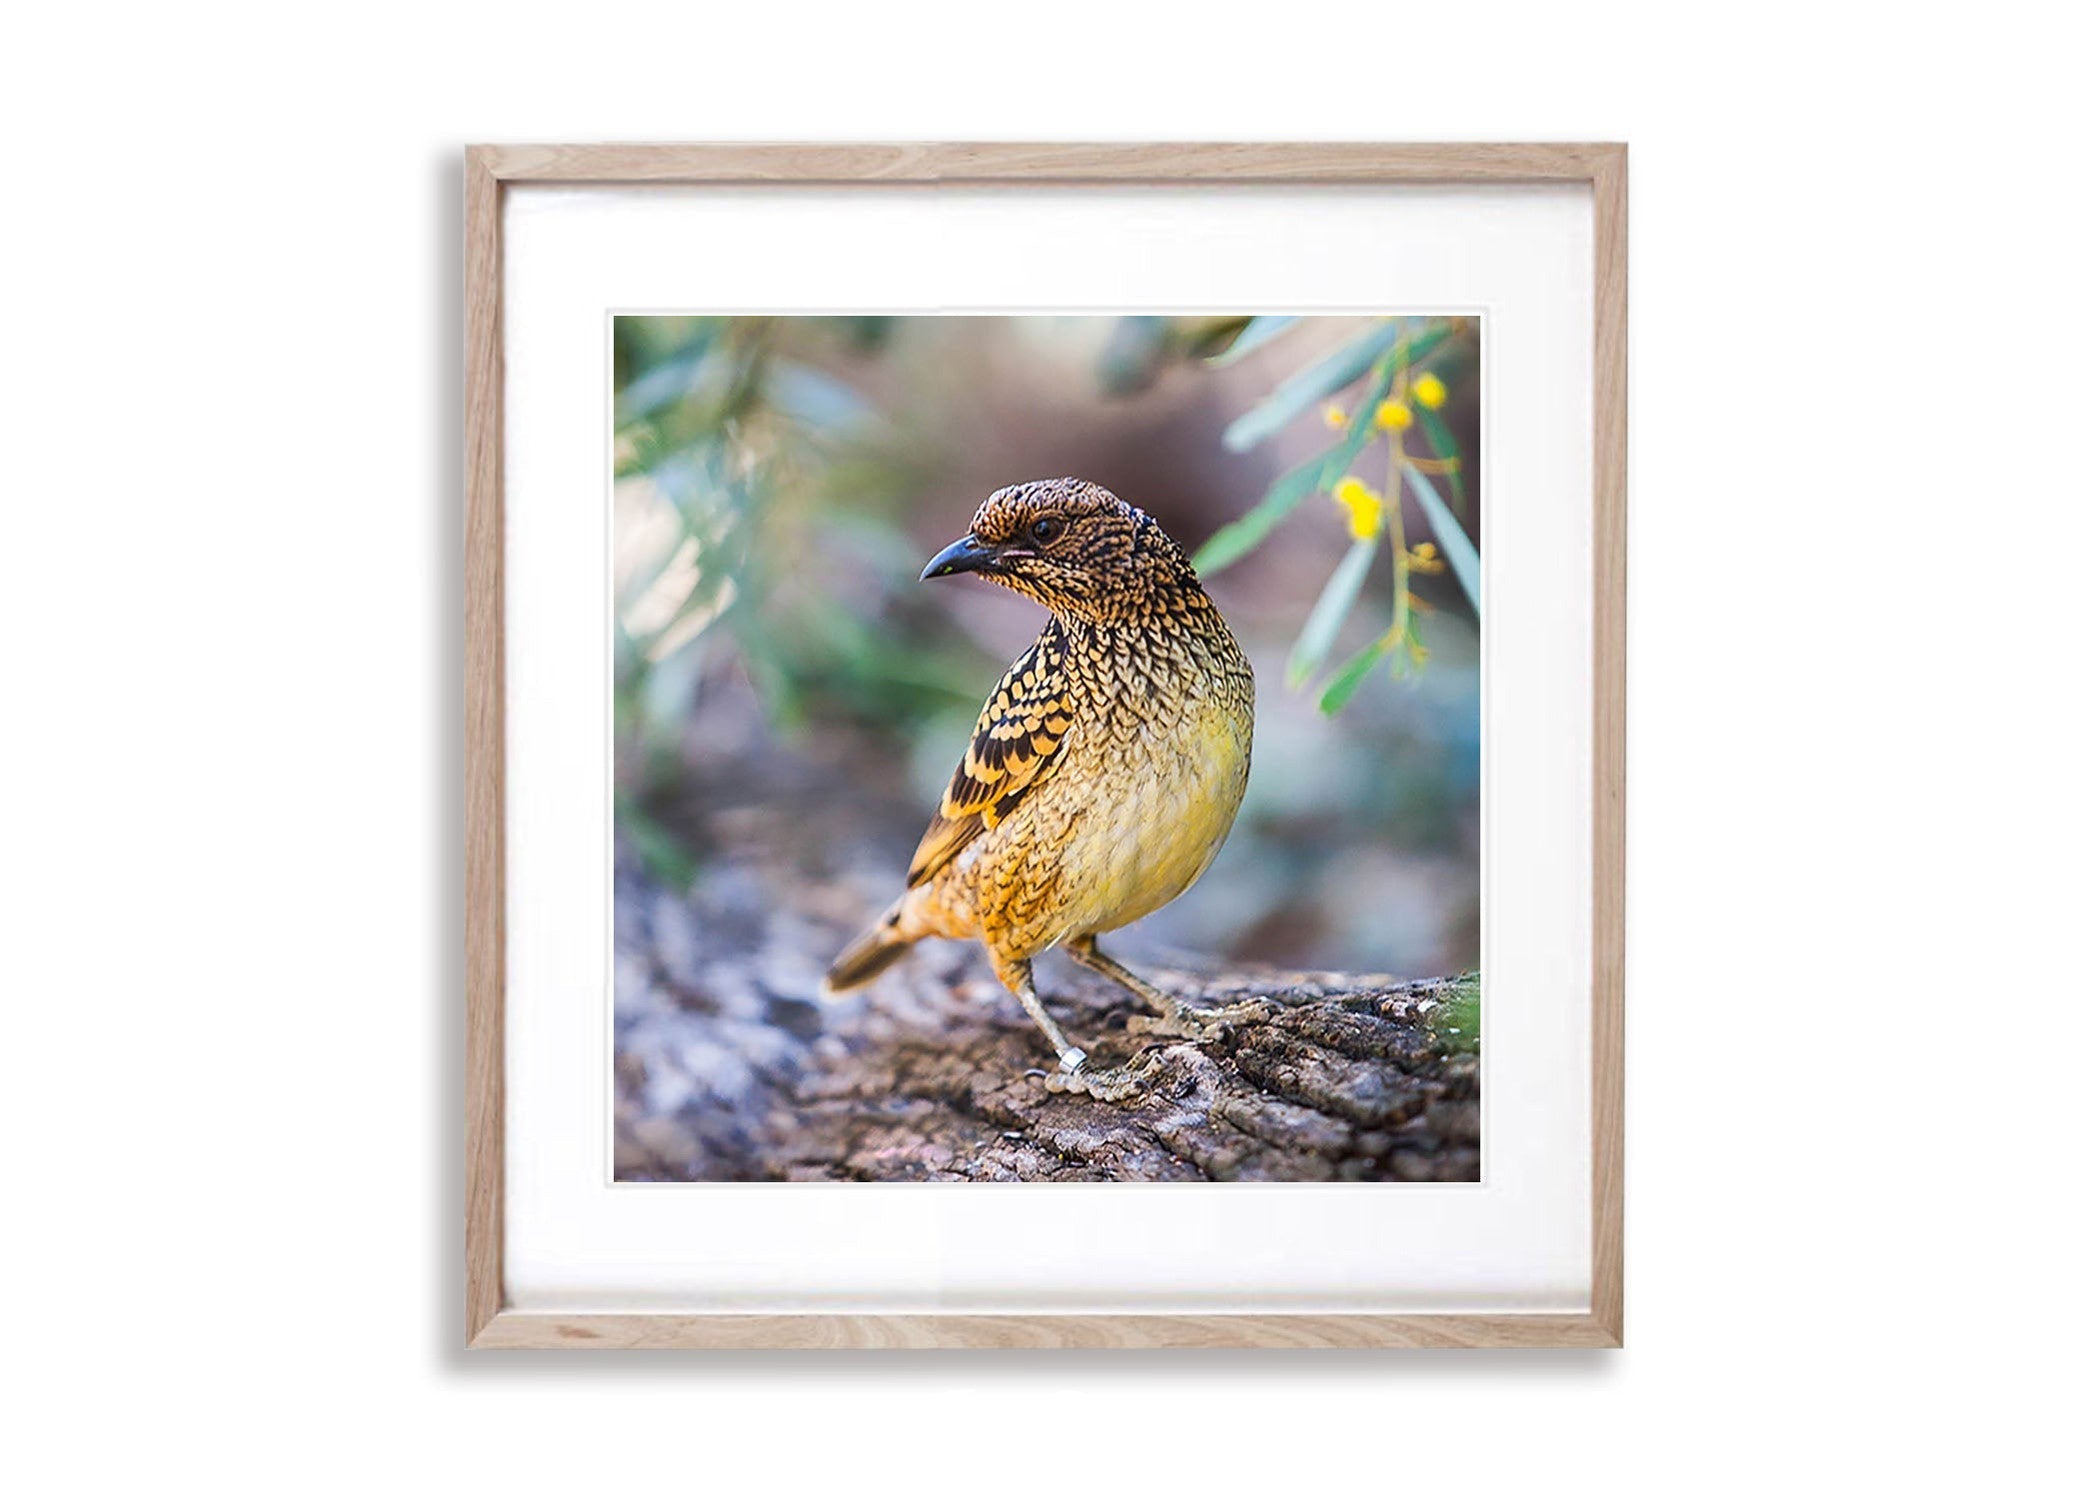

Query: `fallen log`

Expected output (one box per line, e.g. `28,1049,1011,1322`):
617,861,1480,1183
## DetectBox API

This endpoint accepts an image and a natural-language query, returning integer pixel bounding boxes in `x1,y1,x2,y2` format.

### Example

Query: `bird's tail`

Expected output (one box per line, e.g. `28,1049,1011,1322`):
824,900,915,995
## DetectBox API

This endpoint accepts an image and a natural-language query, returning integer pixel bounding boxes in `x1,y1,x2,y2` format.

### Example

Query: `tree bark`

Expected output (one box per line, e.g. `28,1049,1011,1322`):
617,861,1479,1183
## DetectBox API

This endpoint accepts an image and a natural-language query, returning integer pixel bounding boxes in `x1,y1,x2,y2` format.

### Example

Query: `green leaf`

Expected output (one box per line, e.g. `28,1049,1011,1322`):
1286,538,1379,687
1179,316,1256,360
1222,322,1395,453
1417,406,1469,515
1205,315,1300,366
1189,454,1327,574
1401,320,1461,369
1192,343,1406,576
1097,315,1172,394
1317,633,1394,714
1401,466,1482,614
1330,344,1405,455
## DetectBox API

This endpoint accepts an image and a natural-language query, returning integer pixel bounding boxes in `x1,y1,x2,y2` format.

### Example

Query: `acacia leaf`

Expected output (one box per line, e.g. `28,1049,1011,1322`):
1222,323,1395,452
1189,454,1326,574
1317,634,1394,714
1401,466,1482,614
1417,406,1469,515
1205,315,1300,366
1286,538,1379,688
1193,344,1405,576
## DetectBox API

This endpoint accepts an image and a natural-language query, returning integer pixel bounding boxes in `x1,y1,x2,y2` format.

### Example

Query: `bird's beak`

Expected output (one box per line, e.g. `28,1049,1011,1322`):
921,535,1002,581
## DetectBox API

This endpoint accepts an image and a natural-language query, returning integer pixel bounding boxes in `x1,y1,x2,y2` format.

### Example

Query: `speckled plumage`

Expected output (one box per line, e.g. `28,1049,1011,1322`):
826,478,1258,1093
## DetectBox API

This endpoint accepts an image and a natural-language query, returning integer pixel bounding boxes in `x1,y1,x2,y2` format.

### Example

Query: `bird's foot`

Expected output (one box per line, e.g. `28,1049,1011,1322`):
1126,997,1275,1044
1041,1048,1160,1102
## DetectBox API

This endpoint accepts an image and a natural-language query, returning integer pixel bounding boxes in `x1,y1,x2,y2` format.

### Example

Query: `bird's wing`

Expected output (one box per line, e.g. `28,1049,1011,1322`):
907,628,1075,887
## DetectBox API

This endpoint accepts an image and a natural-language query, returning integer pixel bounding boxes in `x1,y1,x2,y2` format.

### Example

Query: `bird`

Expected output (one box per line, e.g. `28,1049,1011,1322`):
824,477,1264,1098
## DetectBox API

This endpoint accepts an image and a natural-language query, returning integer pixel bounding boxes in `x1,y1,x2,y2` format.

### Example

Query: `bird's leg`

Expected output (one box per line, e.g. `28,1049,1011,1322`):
1064,935,1273,1041
997,954,1085,1074
993,953,1157,1102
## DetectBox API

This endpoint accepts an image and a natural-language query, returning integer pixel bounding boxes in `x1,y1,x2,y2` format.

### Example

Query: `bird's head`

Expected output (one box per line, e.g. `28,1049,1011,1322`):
920,477,1195,620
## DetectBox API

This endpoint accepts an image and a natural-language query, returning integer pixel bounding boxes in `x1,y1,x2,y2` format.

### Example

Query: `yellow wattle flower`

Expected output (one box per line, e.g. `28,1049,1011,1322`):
1410,373,1447,411
1322,403,1348,429
1374,399,1413,432
1332,477,1383,540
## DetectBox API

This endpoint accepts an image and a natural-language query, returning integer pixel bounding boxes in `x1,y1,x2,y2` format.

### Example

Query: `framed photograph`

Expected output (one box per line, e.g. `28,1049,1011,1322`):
466,143,1625,1348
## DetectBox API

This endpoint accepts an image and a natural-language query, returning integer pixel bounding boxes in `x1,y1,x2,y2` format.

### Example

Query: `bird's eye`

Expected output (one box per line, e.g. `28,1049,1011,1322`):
1030,516,1065,545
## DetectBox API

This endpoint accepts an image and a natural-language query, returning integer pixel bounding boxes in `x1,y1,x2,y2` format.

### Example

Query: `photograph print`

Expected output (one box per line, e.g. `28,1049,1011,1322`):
612,314,1482,1183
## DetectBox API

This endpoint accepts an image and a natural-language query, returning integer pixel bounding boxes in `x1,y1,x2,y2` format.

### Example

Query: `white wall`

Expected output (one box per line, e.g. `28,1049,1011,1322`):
4,4,2091,1494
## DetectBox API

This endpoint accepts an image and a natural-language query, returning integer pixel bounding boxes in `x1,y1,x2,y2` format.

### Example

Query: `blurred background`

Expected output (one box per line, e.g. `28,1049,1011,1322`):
612,314,1481,1168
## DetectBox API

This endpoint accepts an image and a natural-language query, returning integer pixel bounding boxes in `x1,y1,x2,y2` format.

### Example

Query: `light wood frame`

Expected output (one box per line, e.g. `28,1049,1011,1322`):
465,142,1627,1350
